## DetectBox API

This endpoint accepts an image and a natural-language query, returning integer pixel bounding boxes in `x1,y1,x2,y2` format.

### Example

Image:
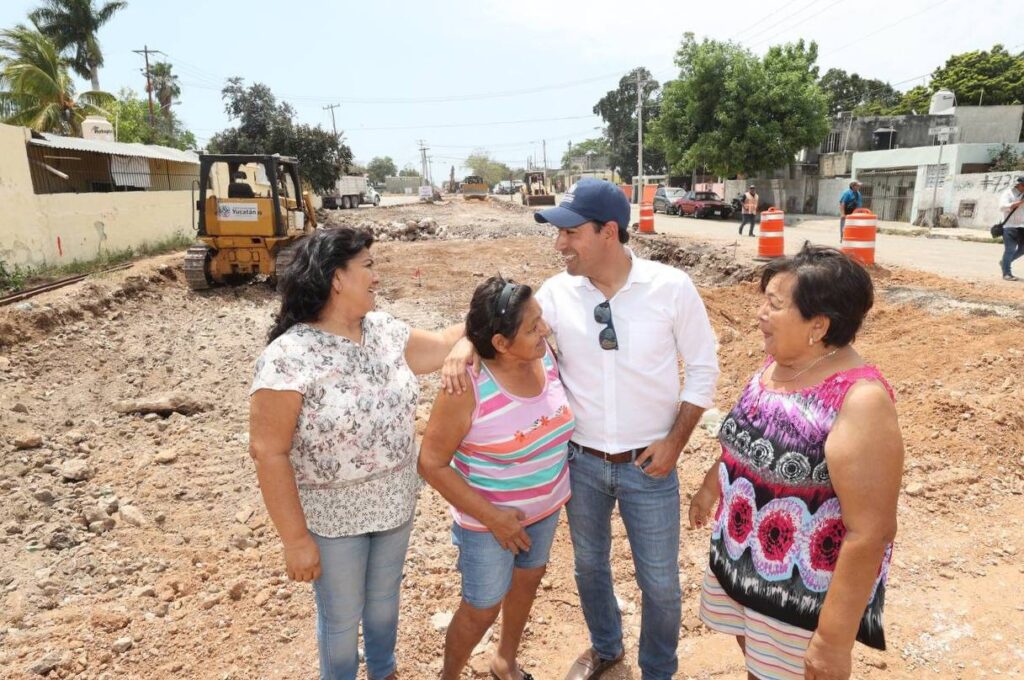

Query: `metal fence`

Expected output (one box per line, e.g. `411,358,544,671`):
26,145,199,195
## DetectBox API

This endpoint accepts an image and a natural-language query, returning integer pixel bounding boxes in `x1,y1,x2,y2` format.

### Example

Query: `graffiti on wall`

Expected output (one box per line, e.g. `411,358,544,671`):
978,173,1017,194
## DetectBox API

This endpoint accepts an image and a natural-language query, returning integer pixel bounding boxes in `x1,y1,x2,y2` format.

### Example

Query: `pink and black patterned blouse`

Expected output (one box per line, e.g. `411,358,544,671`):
709,361,895,650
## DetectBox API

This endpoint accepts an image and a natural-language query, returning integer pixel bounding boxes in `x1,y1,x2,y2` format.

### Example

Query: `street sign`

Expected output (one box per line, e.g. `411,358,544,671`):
928,125,959,141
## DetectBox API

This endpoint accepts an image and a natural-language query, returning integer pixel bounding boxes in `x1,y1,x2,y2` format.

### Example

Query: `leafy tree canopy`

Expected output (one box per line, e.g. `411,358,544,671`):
464,150,513,187
593,67,665,181
208,78,352,194
398,164,420,177
818,68,900,116
561,137,610,170
652,34,829,177
106,87,195,149
29,0,127,91
366,156,397,184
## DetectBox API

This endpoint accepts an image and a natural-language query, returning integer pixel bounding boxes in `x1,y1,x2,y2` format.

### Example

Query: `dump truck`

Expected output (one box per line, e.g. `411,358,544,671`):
322,175,380,209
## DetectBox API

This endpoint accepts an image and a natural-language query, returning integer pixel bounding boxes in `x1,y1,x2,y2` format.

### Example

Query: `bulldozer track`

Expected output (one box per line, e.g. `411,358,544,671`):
183,245,212,290
0,263,133,307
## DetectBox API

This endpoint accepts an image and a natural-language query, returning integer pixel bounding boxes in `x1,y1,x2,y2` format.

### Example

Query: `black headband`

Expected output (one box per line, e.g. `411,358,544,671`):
495,281,519,317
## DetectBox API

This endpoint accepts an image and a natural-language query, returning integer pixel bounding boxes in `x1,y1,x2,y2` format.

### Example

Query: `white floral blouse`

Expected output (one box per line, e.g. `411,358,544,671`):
250,312,421,537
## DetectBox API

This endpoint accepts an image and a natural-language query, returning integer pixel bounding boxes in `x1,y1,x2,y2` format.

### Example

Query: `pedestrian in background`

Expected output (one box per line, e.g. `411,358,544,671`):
998,175,1024,281
690,243,904,680
739,184,758,237
248,227,473,680
838,180,862,242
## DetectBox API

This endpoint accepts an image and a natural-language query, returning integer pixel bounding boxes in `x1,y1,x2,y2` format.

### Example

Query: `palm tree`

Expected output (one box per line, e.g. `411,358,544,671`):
0,26,113,135
29,0,127,92
149,61,180,113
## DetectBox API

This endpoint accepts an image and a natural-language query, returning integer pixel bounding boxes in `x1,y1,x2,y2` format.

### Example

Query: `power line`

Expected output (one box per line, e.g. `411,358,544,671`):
821,0,951,57
739,0,822,45
347,114,599,132
746,0,845,50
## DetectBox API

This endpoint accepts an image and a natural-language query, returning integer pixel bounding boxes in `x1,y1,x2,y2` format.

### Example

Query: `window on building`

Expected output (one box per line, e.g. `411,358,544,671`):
25,144,199,195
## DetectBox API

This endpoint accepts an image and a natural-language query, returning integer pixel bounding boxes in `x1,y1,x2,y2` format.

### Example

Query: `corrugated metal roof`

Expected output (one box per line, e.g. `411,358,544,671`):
28,132,199,164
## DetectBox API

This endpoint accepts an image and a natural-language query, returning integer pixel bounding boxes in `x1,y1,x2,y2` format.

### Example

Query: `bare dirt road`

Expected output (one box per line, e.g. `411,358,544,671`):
1,198,1022,679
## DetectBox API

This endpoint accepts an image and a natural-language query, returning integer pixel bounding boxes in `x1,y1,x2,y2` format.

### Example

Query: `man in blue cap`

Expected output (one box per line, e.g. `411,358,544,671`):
532,178,720,679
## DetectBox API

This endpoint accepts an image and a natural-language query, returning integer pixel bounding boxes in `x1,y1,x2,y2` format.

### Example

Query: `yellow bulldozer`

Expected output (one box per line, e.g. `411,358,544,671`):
521,171,555,206
461,175,489,201
185,154,316,290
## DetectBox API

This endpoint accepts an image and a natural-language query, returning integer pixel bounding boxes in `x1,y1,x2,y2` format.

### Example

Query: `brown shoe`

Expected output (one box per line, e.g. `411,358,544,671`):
563,647,625,680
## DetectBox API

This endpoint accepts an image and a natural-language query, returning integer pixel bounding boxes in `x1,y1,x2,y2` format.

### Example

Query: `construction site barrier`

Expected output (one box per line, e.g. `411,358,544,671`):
841,208,877,266
757,207,784,259
642,185,658,204
620,184,633,202
639,203,655,234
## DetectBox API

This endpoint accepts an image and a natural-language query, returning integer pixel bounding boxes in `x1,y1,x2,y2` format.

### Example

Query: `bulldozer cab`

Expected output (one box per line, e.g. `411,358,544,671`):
521,171,555,206
197,154,308,237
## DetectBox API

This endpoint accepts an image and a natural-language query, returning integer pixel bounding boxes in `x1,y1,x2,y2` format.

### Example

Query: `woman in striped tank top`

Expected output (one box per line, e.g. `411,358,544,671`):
419,276,575,680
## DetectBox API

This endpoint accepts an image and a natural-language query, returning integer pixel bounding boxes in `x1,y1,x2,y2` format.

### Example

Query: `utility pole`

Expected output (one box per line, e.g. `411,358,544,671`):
417,140,429,186
322,103,340,138
636,72,645,203
542,139,548,187
132,45,164,127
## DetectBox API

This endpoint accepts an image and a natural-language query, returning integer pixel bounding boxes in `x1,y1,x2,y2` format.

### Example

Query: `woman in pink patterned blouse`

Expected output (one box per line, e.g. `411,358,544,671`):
689,243,905,680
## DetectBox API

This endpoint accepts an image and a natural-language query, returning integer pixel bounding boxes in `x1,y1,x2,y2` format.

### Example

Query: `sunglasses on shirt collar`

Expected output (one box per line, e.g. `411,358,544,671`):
594,301,618,351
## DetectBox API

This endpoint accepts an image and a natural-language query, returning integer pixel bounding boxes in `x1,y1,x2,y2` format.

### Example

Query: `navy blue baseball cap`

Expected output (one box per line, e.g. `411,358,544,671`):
534,178,631,234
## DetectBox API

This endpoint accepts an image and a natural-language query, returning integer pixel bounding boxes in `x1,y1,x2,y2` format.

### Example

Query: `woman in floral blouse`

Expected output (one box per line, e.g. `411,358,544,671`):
249,227,472,680
689,244,904,680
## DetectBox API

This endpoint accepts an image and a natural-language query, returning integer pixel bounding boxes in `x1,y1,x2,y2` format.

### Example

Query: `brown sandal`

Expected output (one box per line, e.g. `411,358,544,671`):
563,647,625,680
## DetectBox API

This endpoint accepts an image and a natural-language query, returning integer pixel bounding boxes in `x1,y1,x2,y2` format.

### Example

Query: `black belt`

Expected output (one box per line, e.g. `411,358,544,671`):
574,443,647,464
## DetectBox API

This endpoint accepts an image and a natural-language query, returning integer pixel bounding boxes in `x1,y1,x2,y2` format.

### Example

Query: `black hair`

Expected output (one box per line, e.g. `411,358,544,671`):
465,275,534,359
759,242,873,347
590,220,629,244
267,227,375,344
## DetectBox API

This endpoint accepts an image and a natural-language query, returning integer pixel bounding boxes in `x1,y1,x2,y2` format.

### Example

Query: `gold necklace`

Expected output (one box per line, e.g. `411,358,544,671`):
771,348,840,384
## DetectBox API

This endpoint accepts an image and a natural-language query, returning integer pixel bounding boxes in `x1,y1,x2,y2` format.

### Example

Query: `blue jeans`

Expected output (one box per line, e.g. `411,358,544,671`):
311,518,413,680
839,215,846,241
564,442,681,680
739,213,756,236
1002,226,1024,276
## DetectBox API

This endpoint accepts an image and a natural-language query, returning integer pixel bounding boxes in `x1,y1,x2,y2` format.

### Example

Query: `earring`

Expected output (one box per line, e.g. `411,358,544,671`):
808,335,816,346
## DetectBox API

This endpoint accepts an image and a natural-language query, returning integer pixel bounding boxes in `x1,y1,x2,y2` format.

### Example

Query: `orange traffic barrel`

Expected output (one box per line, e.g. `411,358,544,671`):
639,203,655,234
757,207,784,259
842,208,877,265
620,184,633,202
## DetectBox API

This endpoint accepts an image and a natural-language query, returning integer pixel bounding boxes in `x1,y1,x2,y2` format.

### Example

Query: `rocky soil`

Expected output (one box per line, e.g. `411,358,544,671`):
1,200,1022,679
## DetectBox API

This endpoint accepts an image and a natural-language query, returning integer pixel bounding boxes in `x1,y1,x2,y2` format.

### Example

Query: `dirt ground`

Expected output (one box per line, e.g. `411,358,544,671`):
1,198,1023,679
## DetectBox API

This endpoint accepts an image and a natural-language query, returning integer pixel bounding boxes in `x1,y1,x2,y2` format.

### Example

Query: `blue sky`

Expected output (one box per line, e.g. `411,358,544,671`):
2,0,1021,178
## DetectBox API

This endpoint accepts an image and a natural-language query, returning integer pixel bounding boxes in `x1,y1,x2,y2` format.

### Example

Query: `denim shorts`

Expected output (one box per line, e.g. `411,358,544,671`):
451,508,561,609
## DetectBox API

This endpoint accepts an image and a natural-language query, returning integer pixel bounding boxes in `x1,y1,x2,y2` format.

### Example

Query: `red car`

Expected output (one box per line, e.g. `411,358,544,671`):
674,191,733,219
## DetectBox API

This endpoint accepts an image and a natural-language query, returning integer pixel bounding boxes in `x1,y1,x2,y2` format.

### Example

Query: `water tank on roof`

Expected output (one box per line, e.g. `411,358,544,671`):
81,115,114,141
872,127,898,150
929,89,956,115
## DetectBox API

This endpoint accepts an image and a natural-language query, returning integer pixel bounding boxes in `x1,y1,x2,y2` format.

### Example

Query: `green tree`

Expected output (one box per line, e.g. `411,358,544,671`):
561,137,610,170
149,61,179,113
367,156,397,184
208,78,352,193
29,0,127,92
105,88,195,149
0,26,112,134
930,44,1024,106
398,164,420,177
593,67,665,181
465,150,513,187
884,84,933,115
818,67,900,116
652,34,828,178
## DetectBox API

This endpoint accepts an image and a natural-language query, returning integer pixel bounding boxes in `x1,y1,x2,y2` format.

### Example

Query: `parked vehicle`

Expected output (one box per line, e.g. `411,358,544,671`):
652,186,688,214
674,190,733,219
493,180,516,195
322,175,380,209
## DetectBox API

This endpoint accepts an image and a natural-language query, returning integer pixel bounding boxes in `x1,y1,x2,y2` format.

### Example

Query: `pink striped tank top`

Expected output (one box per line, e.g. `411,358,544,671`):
451,346,575,531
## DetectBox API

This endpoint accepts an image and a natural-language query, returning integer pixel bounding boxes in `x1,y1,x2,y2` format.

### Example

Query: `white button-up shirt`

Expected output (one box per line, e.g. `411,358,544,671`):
535,249,720,452
1000,186,1024,228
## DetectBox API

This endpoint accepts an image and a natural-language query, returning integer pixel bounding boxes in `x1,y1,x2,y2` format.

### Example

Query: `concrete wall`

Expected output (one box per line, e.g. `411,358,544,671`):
0,123,195,268
955,105,1023,144
384,176,423,194
816,178,853,216
723,177,818,216
938,171,1022,230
